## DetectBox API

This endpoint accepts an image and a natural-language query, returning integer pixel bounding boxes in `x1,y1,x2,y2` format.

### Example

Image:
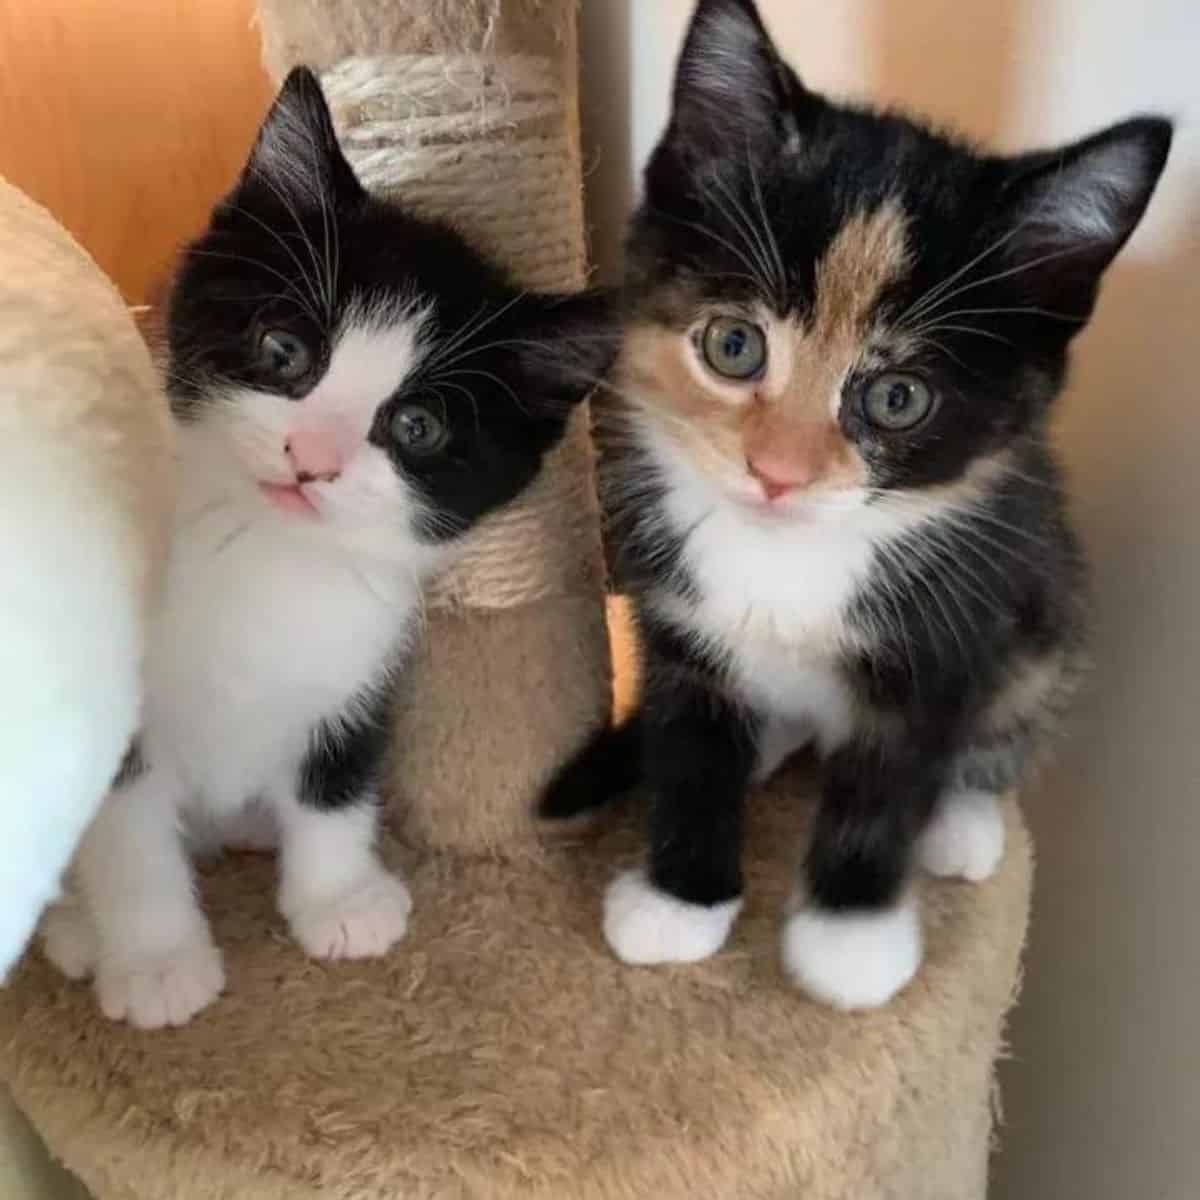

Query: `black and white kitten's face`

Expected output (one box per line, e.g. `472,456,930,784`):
168,67,611,558
622,0,1170,517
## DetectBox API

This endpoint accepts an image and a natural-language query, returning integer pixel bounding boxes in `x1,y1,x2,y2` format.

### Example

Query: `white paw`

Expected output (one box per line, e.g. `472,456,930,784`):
95,936,226,1029
781,900,922,1010
40,900,99,981
287,870,412,961
603,869,741,965
918,790,1006,882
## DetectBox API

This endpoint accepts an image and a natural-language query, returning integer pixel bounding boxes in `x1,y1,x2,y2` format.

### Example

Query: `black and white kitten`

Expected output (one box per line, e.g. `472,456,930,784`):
543,0,1171,1009
41,67,611,1028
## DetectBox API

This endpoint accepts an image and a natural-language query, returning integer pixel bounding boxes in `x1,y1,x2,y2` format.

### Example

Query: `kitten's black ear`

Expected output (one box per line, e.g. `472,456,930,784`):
998,116,1172,314
516,289,620,420
233,66,364,209
667,0,801,158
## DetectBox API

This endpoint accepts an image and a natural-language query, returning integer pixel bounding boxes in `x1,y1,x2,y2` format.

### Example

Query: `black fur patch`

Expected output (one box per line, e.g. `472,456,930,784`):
298,682,393,811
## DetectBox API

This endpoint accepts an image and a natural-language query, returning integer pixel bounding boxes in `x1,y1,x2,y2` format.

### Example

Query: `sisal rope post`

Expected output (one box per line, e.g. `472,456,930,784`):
256,0,611,855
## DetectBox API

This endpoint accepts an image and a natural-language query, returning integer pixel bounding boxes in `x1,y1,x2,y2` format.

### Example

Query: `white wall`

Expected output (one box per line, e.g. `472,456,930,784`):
580,2,1200,1195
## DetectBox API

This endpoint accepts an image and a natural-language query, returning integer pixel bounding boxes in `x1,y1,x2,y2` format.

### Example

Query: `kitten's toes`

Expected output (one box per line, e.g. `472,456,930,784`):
781,900,921,1010
288,870,412,961
918,790,1006,883
603,869,741,965
95,936,225,1029
41,899,99,981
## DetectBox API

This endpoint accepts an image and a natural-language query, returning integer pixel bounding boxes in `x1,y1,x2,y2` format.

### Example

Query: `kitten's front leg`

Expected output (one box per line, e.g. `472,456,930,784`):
275,723,410,961
605,677,757,965
782,740,943,1010
47,760,225,1029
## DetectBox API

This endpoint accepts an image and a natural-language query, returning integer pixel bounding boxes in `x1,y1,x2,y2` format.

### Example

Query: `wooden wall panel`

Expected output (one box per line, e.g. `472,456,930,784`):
0,0,272,302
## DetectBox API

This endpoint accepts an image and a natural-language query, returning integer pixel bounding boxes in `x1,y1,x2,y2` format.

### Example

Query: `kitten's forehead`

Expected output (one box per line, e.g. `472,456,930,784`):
637,198,911,339
318,301,431,415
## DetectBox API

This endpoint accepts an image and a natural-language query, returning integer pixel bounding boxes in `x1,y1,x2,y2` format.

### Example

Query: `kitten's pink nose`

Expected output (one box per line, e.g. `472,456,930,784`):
285,431,342,483
747,455,814,500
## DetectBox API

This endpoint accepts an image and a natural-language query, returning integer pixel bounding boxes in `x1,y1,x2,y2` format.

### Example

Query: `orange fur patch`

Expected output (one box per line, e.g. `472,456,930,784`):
623,202,911,493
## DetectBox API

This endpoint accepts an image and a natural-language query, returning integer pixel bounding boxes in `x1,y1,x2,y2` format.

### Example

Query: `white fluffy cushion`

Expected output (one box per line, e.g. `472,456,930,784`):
0,176,172,981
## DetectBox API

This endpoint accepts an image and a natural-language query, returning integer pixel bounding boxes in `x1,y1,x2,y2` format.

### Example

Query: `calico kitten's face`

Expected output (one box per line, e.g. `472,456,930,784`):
624,0,1170,516
168,68,610,555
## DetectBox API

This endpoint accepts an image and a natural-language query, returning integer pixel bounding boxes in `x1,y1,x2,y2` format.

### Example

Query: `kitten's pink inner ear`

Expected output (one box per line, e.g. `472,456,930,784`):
286,430,343,482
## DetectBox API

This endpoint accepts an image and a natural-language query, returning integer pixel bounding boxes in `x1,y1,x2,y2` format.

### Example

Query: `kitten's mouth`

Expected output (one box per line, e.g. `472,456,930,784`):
258,480,321,518
731,481,798,514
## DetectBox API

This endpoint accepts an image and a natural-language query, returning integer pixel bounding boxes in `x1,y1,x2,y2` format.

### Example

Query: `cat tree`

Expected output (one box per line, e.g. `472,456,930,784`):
0,2,1032,1197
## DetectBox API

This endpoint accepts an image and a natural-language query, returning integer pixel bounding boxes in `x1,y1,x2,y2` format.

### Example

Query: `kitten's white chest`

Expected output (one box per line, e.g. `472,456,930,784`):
652,436,879,751
145,500,417,807
679,503,867,747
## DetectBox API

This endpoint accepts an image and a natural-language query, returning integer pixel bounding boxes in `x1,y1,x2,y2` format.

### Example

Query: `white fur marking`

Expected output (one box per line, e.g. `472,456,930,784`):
781,899,922,1010
604,869,741,965
753,715,812,784
918,790,1006,882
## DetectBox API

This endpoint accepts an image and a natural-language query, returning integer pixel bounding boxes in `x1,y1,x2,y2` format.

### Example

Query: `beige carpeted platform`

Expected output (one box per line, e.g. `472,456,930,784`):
0,759,1030,1200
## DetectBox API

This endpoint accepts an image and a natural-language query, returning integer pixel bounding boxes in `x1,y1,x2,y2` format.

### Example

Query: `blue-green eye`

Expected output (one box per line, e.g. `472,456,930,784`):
390,403,447,456
700,316,767,380
256,328,312,381
862,372,937,431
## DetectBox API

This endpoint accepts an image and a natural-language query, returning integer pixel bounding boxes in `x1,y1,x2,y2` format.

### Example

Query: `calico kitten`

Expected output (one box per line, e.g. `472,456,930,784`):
543,0,1171,1009
41,67,611,1028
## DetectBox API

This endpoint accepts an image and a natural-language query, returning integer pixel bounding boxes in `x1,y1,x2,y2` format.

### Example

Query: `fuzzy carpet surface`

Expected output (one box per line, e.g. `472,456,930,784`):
0,759,1030,1200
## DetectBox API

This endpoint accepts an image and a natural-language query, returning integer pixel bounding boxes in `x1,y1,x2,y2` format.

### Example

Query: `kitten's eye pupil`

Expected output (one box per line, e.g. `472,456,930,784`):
390,404,447,456
700,316,767,380
886,381,912,411
862,372,936,431
257,329,311,382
